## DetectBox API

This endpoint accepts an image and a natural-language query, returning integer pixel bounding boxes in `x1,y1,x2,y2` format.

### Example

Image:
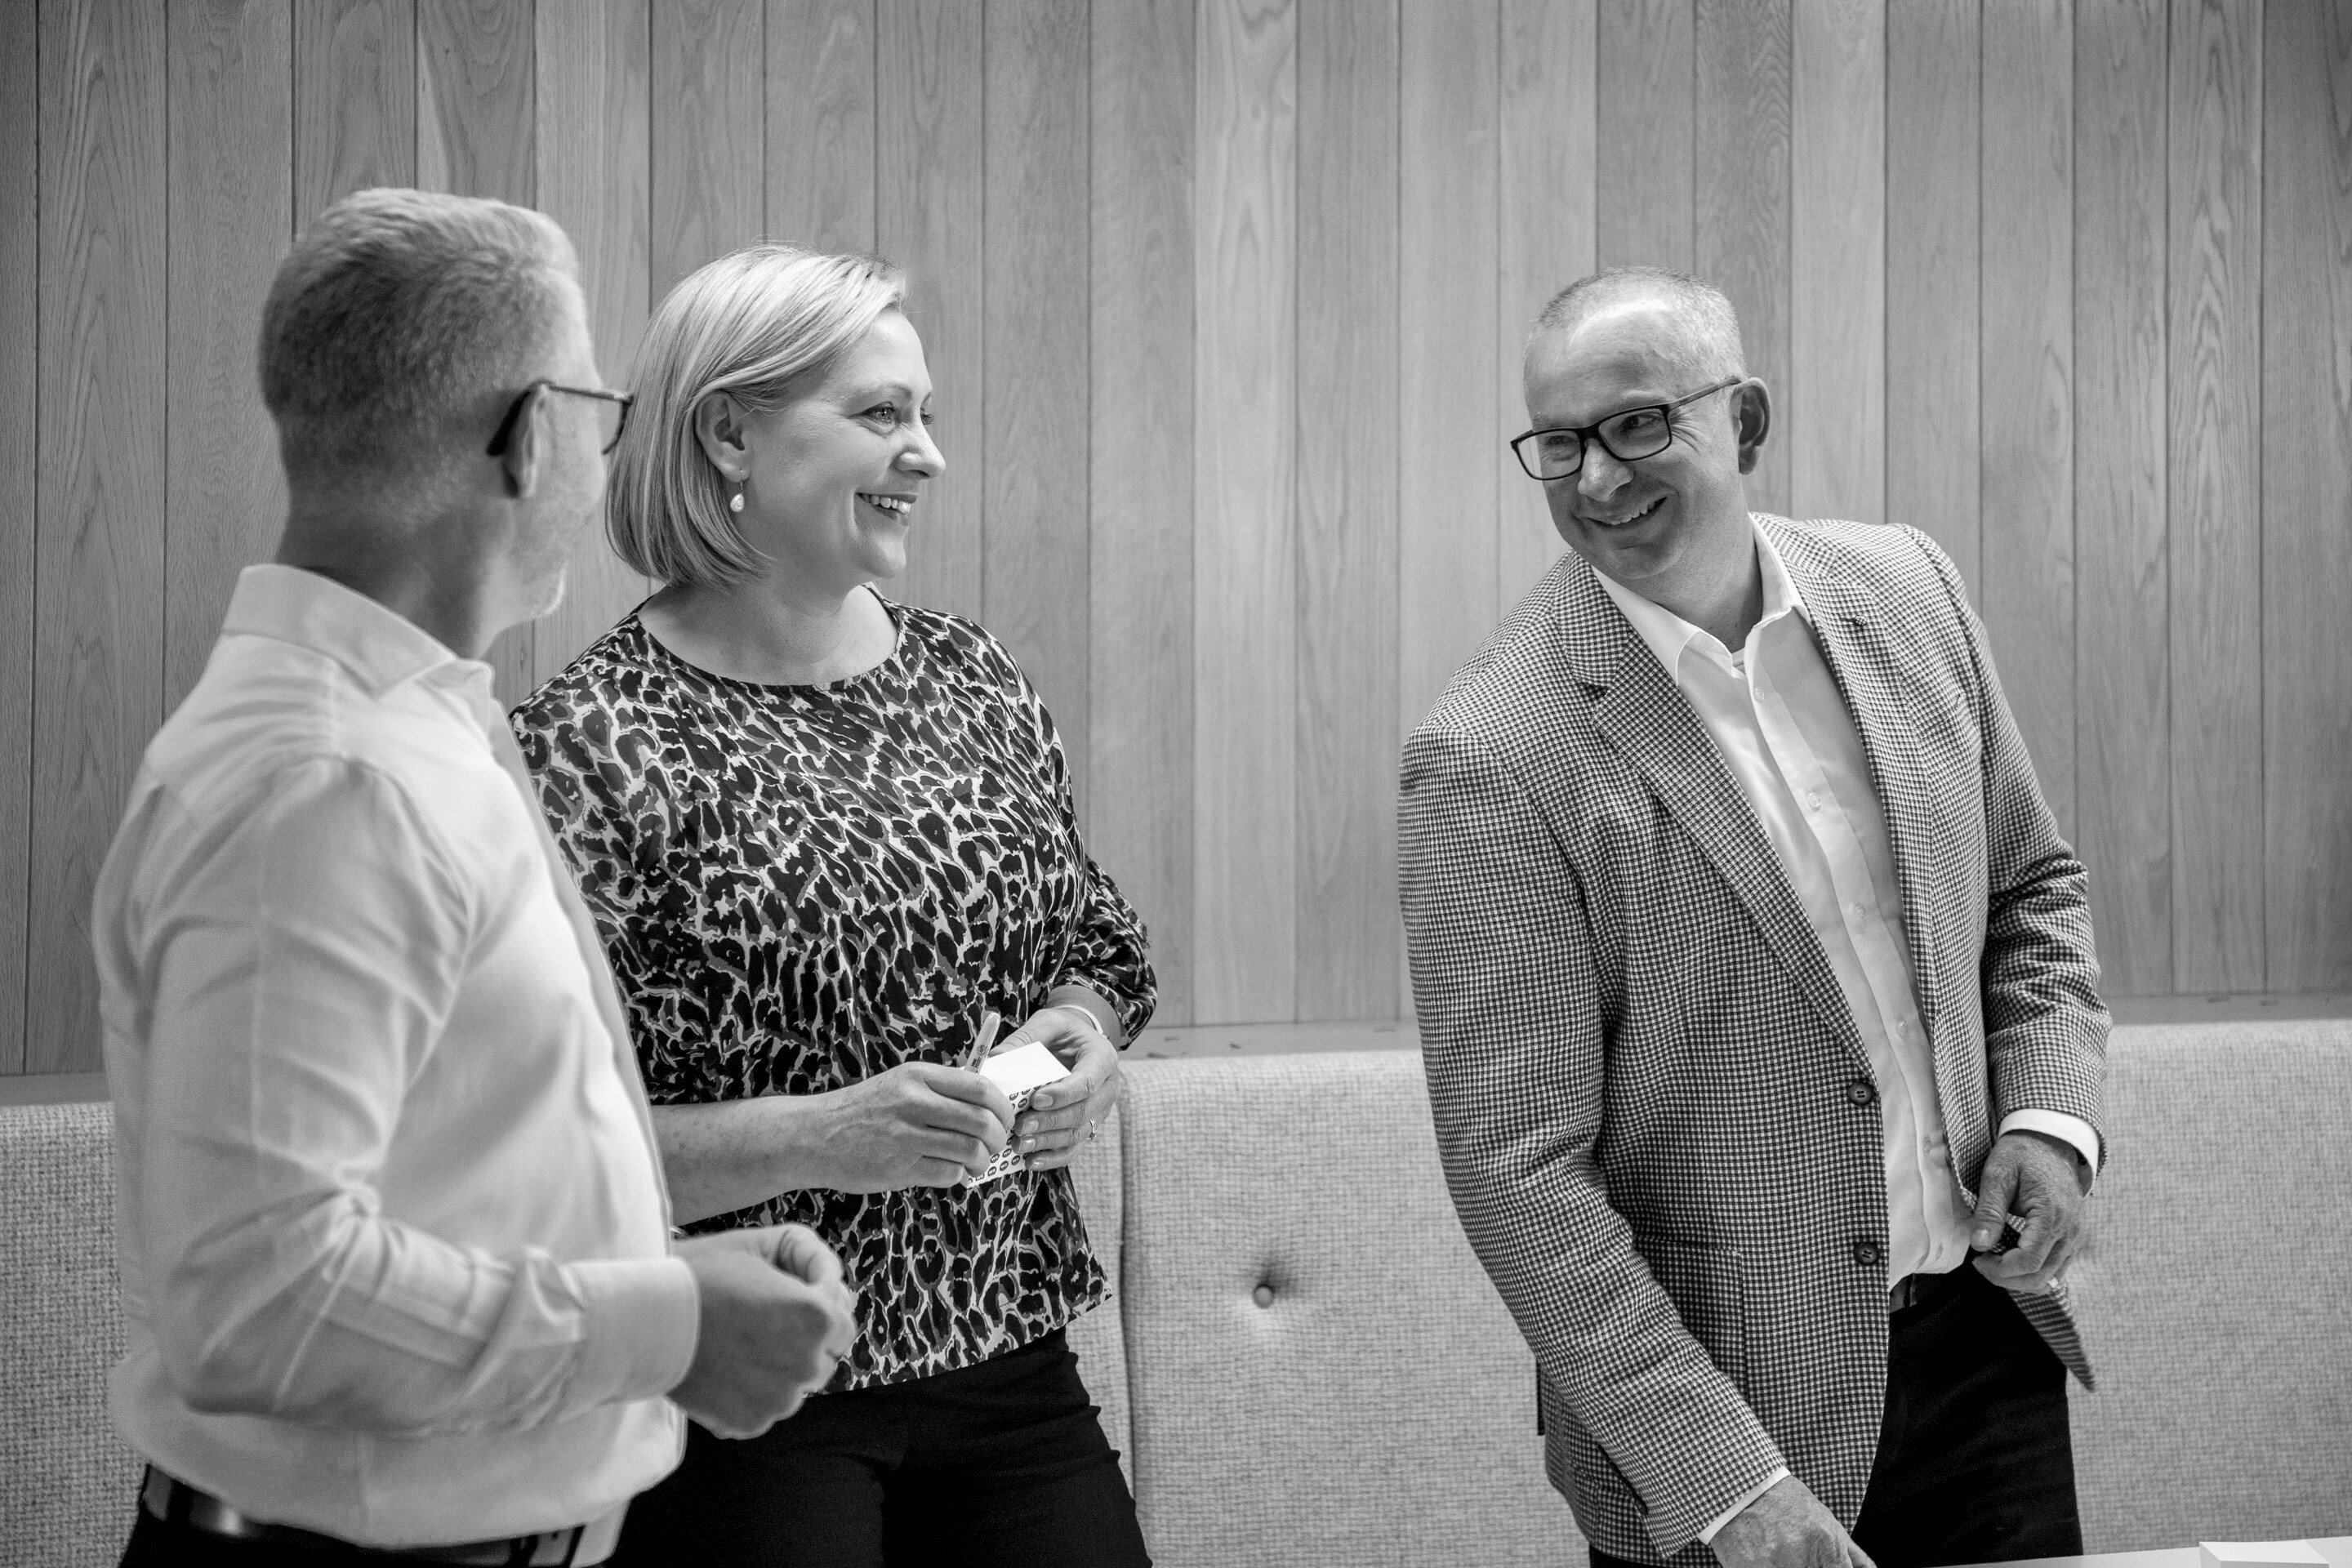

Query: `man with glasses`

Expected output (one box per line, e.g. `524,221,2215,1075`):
93,189,855,1566
1403,267,2105,1568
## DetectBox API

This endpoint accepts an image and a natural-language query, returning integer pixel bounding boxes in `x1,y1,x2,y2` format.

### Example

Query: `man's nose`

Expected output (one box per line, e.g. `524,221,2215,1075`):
1577,443,1632,501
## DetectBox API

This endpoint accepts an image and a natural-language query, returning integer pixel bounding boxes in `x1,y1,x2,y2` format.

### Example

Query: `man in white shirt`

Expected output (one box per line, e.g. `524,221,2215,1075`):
1402,267,2105,1568
94,188,858,1566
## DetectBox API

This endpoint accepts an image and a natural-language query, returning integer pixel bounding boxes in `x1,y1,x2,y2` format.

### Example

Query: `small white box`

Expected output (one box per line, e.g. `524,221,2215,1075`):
2200,1543,2329,1568
960,1040,1072,1187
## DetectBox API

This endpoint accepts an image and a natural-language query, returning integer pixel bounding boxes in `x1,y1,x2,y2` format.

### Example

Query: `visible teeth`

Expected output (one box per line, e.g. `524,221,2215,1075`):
1593,497,1661,528
860,493,910,514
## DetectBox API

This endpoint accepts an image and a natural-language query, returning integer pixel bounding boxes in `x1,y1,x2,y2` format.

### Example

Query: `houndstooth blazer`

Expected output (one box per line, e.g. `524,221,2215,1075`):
1401,515,2107,1563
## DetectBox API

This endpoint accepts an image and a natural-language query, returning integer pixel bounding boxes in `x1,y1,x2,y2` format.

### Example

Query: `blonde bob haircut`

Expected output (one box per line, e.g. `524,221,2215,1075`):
609,245,907,588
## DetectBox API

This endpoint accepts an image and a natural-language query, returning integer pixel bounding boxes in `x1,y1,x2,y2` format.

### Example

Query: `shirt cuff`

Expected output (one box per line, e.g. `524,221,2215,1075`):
568,1254,701,1406
1998,1110,2102,1187
1699,1466,1789,1544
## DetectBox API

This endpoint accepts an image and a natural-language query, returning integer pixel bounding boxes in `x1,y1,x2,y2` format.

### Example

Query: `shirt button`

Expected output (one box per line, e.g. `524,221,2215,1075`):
1845,1079,1878,1107
1852,1239,1883,1267
1252,1284,1276,1308
1808,792,1823,810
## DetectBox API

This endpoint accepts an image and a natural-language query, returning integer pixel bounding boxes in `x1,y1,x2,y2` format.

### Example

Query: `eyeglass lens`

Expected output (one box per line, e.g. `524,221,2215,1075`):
1527,406,1675,480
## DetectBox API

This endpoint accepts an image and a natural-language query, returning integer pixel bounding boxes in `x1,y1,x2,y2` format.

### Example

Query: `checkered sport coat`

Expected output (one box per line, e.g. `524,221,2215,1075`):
1401,516,2107,1562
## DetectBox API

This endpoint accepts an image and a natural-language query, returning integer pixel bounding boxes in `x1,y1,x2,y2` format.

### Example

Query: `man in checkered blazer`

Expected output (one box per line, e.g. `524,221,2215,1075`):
1402,269,2105,1568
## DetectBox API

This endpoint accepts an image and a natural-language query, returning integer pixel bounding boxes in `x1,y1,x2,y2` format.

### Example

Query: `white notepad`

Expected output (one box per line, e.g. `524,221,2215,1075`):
2201,1545,2329,1568
960,1040,1073,1187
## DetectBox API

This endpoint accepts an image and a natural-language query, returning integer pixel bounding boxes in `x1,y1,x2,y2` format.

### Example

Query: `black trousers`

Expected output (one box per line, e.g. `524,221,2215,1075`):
610,1329,1151,1568
1593,1265,2081,1568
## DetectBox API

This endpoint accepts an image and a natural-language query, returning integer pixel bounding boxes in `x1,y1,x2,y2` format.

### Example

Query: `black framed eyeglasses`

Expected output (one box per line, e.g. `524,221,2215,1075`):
1508,376,1742,482
485,381,635,457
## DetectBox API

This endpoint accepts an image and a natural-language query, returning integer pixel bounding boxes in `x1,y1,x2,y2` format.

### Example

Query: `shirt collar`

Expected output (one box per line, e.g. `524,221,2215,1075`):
1590,515,1811,678
219,564,492,702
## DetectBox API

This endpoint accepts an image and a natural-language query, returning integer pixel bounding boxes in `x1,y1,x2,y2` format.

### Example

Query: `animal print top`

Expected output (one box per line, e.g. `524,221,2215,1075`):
510,594,1155,1389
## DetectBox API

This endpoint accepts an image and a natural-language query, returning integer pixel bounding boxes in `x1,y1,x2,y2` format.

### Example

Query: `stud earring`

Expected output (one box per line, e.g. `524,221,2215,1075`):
728,485,745,514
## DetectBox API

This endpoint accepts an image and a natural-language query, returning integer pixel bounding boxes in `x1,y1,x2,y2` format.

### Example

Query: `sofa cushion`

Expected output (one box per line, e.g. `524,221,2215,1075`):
1114,1052,1577,1568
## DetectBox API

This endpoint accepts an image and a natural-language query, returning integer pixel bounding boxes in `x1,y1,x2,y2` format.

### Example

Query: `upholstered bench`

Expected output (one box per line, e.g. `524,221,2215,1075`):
5,1021,2348,1566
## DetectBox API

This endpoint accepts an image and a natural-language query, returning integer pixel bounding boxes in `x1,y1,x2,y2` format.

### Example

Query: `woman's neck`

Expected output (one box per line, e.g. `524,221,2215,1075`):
640,575,895,687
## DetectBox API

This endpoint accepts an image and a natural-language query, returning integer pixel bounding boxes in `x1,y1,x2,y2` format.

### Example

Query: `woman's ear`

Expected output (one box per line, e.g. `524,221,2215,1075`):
693,392,751,483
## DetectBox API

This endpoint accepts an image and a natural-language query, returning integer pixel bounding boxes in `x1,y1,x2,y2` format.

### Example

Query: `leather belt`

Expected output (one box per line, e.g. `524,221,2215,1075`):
141,1468,622,1565
1888,1266,1967,1315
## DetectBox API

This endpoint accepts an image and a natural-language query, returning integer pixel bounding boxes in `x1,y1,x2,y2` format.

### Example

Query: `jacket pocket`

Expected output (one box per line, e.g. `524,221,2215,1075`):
1644,1236,1748,1392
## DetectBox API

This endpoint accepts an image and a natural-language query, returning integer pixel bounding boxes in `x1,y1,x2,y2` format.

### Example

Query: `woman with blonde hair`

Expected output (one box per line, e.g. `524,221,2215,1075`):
511,245,1153,1566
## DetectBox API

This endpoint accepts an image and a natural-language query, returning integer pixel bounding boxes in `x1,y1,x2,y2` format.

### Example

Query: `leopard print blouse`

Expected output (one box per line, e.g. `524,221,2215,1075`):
510,594,1155,1390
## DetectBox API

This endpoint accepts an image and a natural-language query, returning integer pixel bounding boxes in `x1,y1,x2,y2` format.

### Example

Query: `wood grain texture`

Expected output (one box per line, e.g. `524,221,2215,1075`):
1090,0,1196,1024
166,0,292,714
0,0,34,1071
2168,0,2264,990
875,0,982,621
534,0,651,688
1788,0,1881,524
1398,0,1499,743
2074,0,2172,996
1695,0,1790,515
1884,0,1980,589
294,0,417,221
766,0,875,253
1596,0,1692,271
1193,0,1297,1023
1297,0,1398,1021
1497,0,1593,617
2262,0,2352,990
651,0,764,296
33,0,167,1072
1979,0,2076,837
982,0,1091,802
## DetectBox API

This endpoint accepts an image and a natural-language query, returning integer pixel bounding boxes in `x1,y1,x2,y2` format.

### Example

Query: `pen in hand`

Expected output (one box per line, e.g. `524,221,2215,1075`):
959,1009,1002,1073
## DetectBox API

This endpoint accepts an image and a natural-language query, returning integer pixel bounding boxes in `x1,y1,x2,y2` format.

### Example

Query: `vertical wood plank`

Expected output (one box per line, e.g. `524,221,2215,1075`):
1694,0,1790,515
875,0,982,621
535,0,651,687
1194,0,1295,1023
33,0,167,1073
1788,0,1881,524
1091,0,1196,1024
2074,0,2172,995
1595,0,1692,271
1884,0,1979,588
650,0,764,297
417,0,537,707
294,0,417,221
982,0,1090,802
1298,0,1398,1019
2169,0,2265,990
1497,0,1595,616
1398,0,1499,743
166,0,292,715
0,0,35,1071
1980,0,2075,836
767,0,875,254
2262,0,2352,991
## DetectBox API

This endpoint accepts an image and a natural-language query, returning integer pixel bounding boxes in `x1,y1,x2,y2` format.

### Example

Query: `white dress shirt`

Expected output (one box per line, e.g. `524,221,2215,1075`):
1592,521,2099,1538
93,565,697,1548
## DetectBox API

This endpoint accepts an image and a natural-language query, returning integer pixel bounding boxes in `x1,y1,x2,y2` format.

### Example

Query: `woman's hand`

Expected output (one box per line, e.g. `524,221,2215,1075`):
1002,1005,1122,1171
811,1063,1018,1193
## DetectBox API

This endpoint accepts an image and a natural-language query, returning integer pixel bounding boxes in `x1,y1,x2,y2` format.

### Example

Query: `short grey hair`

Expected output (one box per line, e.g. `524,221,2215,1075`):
609,245,908,589
1530,266,1747,384
259,188,581,484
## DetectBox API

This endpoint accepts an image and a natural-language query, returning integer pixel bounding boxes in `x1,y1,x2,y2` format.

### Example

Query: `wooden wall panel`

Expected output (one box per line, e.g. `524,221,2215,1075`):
1497,0,1593,615
1,0,34,1071
1193,0,1296,1023
1595,0,1691,272
33,0,167,1073
1298,0,1399,1020
875,0,982,621
2075,0,2173,996
2261,0,2351,990
1980,0,2077,837
1694,0,1790,515
1090,0,1195,1024
767,0,875,255
1788,0,1881,525
534,0,651,687
165,0,292,714
294,0,417,221
1885,0,1980,589
982,0,1093,800
651,0,764,298
2169,0,2265,991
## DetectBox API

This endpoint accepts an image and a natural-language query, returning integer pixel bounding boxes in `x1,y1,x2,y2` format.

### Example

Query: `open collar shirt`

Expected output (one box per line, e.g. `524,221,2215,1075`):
93,564,696,1548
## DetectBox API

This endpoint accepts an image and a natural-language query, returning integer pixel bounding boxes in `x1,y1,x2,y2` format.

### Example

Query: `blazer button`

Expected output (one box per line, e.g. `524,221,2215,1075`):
1845,1078,1878,1107
1252,1284,1276,1308
1852,1239,1883,1267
